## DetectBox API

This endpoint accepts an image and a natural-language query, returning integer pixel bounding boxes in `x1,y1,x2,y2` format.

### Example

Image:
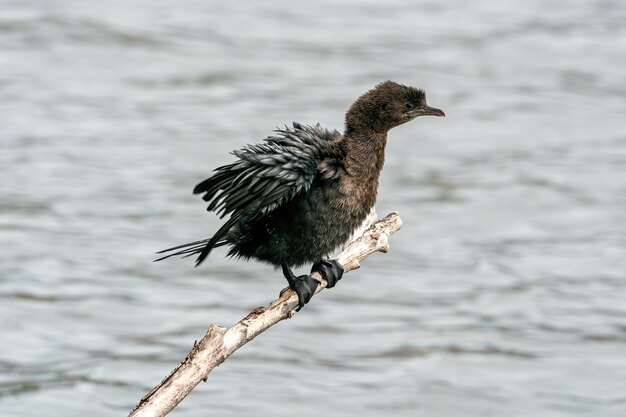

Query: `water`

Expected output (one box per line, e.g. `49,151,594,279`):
2,1,626,416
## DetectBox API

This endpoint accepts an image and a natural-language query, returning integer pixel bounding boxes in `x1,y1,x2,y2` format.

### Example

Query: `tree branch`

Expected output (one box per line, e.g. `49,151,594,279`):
128,212,403,417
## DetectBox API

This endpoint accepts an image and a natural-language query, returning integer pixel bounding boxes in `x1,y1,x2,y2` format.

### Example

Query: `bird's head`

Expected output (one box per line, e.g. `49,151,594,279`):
345,81,444,134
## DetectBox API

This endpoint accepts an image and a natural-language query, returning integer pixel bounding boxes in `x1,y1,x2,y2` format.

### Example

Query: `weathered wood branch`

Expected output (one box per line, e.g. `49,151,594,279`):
128,212,403,417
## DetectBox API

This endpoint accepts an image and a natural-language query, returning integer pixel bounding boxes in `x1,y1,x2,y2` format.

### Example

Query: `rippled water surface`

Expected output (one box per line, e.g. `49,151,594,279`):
2,1,626,416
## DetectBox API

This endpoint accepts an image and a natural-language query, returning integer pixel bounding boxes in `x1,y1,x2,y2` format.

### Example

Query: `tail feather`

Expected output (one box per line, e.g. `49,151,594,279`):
155,212,243,265
193,213,242,266
154,239,227,262
155,237,212,254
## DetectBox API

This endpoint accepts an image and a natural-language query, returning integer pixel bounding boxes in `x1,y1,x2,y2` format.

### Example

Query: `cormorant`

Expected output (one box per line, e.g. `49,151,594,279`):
156,81,444,309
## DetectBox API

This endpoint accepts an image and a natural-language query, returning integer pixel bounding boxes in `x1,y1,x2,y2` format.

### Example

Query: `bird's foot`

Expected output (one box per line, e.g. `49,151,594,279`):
282,263,319,311
288,275,319,311
312,259,344,289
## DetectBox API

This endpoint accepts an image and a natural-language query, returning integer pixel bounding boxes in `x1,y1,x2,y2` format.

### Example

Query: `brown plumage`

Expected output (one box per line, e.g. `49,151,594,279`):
157,81,444,309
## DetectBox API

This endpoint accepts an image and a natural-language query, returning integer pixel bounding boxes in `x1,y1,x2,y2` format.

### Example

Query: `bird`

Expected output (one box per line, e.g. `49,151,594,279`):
156,81,444,310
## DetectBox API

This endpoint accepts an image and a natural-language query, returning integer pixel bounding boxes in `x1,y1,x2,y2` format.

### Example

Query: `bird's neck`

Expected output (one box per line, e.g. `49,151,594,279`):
343,131,388,179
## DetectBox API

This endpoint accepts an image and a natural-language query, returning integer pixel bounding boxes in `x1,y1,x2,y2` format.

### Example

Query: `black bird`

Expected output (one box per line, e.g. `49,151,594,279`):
156,81,444,309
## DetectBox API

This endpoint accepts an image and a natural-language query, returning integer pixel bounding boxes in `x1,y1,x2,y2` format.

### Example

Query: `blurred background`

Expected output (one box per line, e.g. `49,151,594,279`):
2,0,625,416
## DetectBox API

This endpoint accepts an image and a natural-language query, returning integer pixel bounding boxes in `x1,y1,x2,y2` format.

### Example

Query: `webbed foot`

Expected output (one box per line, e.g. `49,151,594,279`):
311,259,344,288
282,264,319,311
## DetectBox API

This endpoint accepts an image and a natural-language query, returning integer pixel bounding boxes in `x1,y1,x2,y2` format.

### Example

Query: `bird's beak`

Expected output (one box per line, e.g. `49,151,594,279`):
413,105,445,117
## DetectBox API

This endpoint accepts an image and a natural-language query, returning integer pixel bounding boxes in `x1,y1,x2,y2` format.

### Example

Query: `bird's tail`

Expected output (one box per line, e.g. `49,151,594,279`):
154,213,242,266
154,238,224,263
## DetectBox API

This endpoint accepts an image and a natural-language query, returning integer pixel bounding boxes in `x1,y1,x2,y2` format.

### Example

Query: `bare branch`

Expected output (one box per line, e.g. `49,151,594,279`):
128,212,403,417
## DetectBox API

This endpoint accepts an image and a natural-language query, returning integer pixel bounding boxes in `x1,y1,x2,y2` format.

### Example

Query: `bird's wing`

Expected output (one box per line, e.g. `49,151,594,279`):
156,123,343,265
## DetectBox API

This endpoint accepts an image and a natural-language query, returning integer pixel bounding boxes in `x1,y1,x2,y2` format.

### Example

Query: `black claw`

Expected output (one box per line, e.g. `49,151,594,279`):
290,275,319,311
312,259,344,289
282,263,319,311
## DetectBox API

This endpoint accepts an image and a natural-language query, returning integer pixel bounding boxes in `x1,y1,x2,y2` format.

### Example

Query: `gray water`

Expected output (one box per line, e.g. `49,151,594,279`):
2,1,626,416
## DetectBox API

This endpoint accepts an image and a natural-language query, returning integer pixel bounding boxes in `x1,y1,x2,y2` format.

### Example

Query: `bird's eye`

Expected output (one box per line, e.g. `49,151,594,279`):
405,102,414,110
